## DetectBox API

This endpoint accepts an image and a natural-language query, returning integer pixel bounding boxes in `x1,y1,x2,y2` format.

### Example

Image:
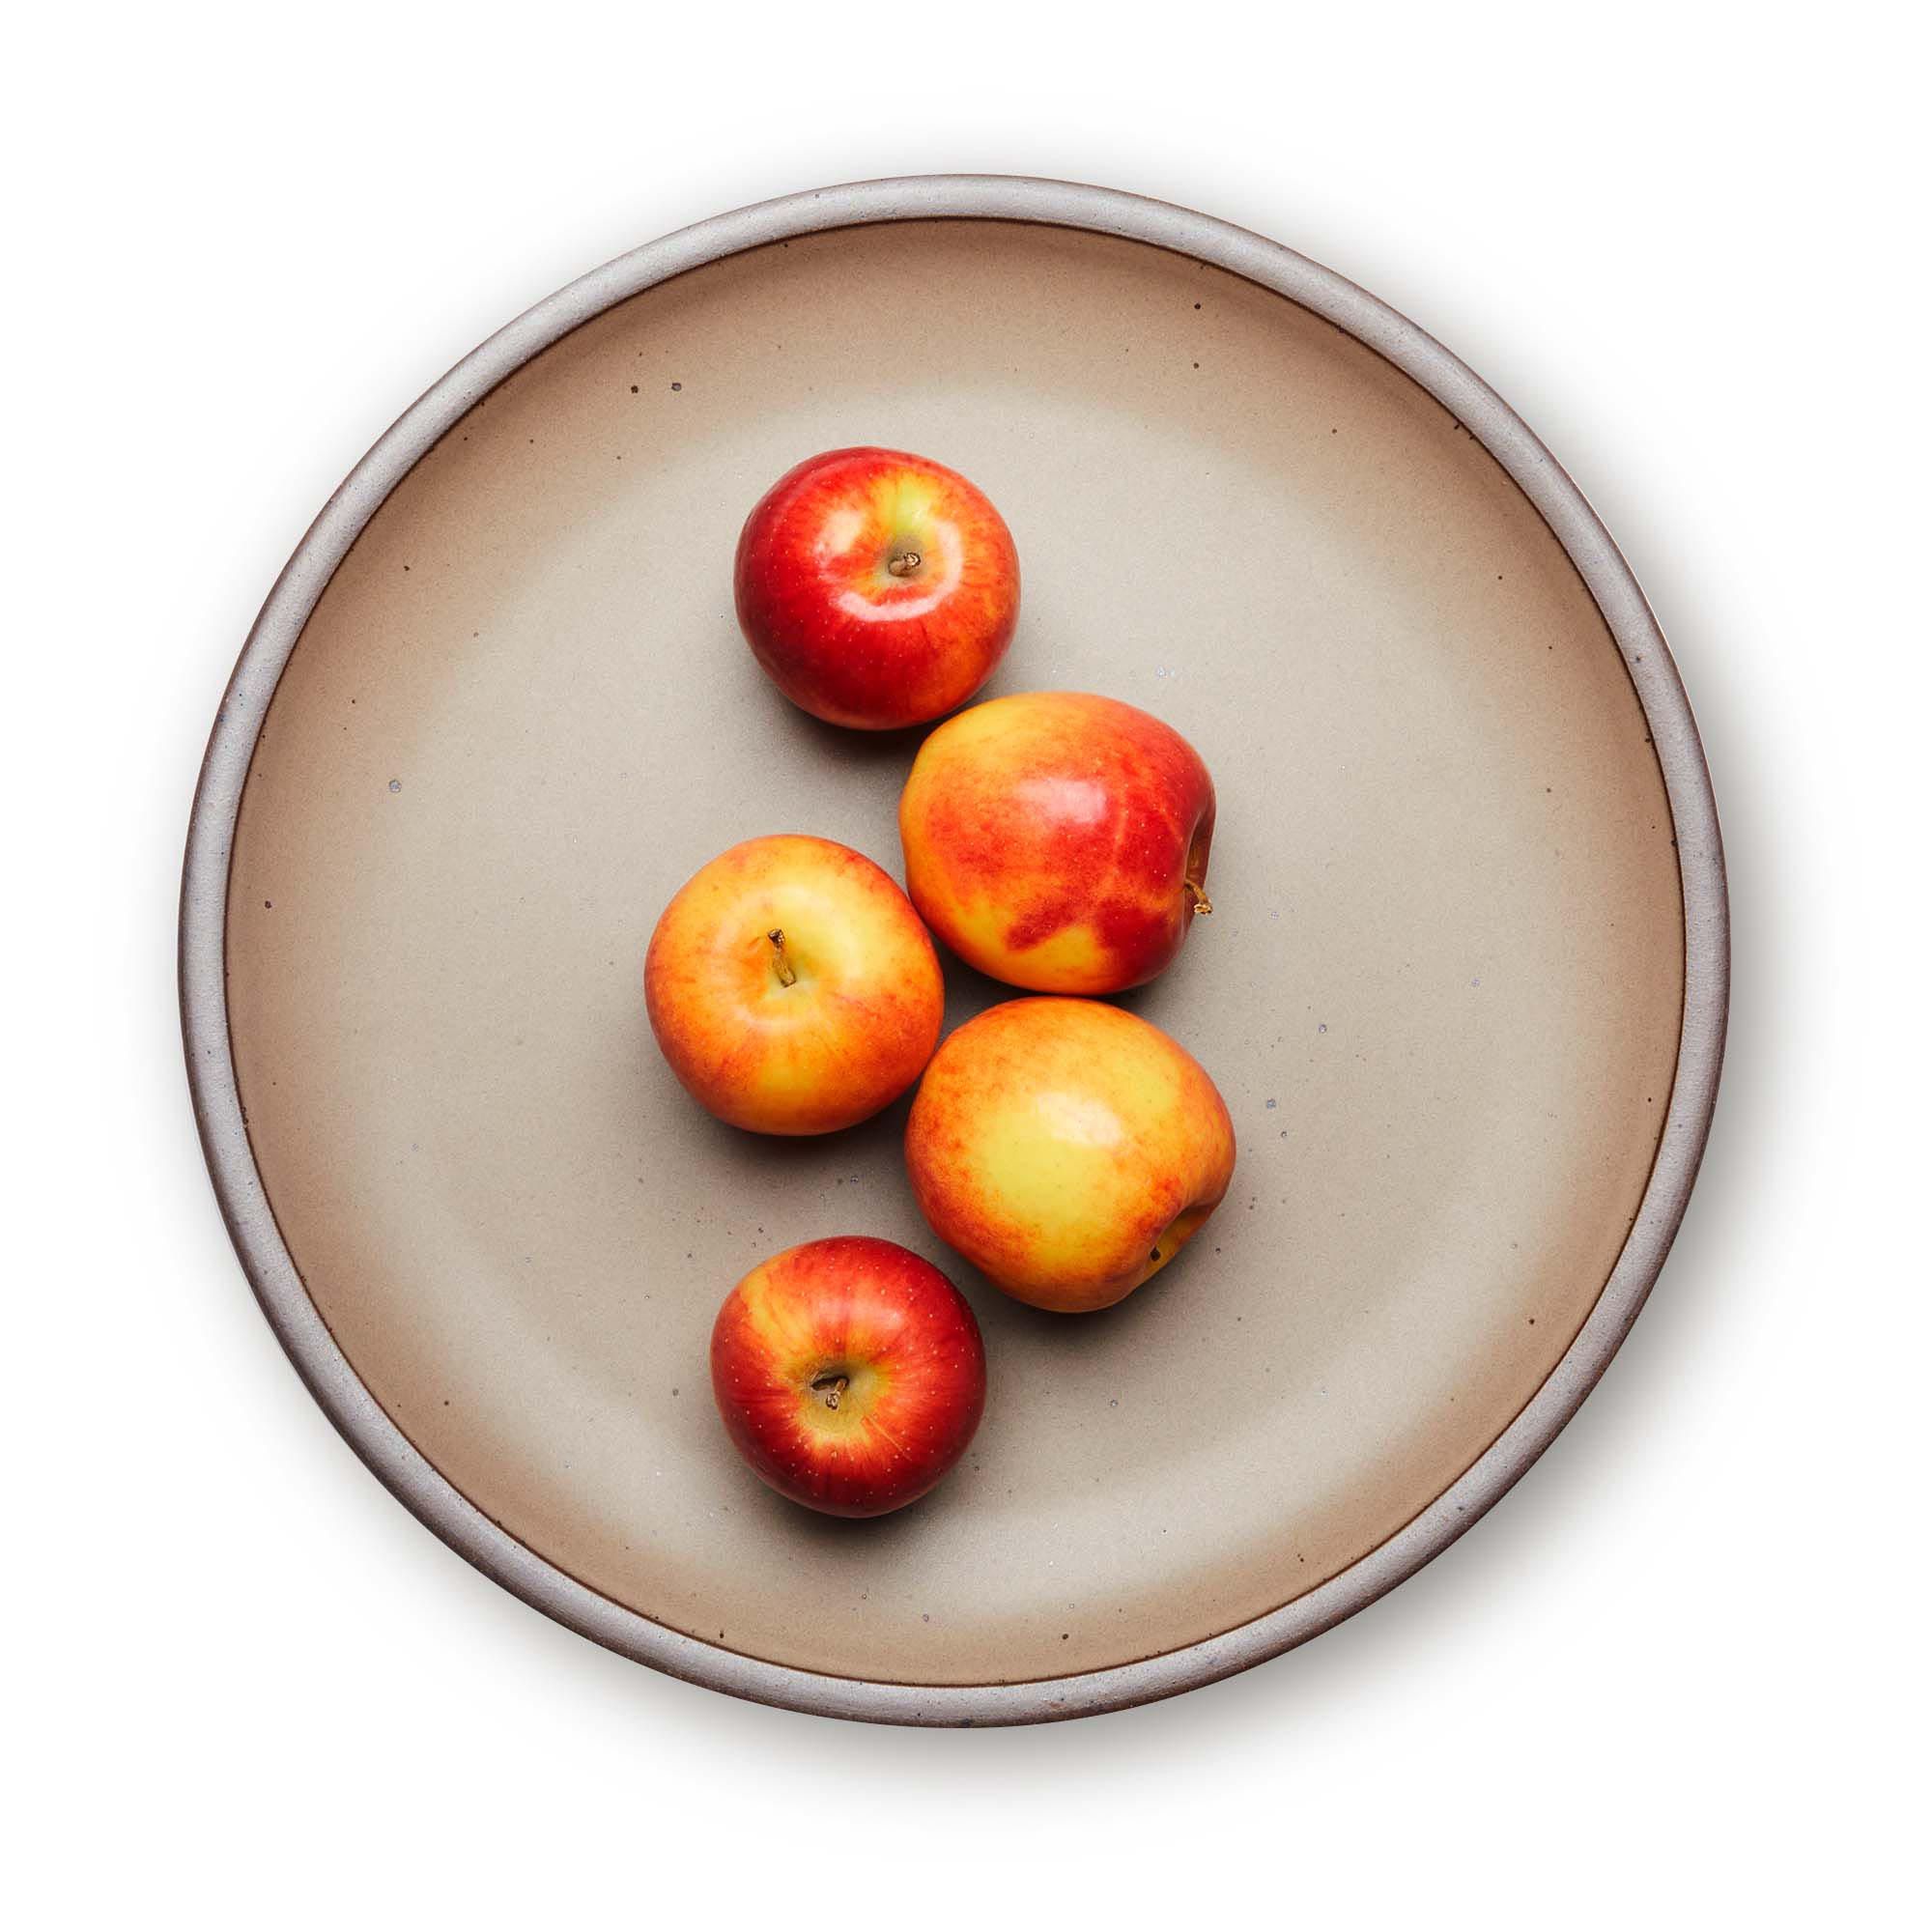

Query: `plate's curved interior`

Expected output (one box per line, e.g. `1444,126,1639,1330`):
226,220,1683,1686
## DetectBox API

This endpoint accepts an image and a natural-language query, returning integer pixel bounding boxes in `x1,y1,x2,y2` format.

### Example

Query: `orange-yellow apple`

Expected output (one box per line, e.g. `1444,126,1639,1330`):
710,1236,986,1517
905,997,1236,1313
899,691,1215,993
645,835,942,1135
734,446,1021,730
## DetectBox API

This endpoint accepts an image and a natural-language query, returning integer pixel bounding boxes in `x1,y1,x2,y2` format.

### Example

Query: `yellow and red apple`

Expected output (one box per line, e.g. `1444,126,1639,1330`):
734,446,1020,730
899,691,1215,994
710,1236,987,1517
905,997,1236,1313
644,834,942,1135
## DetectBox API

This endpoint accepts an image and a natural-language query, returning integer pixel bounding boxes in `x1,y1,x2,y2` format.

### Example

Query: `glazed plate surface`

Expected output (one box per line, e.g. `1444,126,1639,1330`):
190,185,1723,1721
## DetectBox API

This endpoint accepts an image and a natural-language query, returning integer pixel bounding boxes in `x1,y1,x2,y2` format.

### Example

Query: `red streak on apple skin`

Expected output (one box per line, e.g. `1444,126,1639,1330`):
709,1236,986,1518
735,447,1020,730
902,693,1216,992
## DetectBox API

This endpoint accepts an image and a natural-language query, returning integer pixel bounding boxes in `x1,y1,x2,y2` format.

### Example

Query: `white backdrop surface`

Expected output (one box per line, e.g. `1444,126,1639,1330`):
6,6,1923,1924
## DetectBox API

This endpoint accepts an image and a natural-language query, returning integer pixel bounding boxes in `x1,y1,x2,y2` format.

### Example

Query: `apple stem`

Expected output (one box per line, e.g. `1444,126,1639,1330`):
1185,880,1213,918
767,928,797,987
887,550,922,577
810,1371,849,1410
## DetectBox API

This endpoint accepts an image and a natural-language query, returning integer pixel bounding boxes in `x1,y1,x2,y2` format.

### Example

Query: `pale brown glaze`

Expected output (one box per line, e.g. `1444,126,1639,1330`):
224,219,1685,1687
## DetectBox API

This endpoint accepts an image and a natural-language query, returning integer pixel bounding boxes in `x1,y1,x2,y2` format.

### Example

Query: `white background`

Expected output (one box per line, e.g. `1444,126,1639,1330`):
8,4,1925,1924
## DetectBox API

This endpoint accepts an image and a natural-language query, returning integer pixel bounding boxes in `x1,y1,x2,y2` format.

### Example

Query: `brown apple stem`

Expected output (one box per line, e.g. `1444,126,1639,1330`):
887,550,922,577
1185,880,1213,918
767,928,797,987
811,1371,849,1410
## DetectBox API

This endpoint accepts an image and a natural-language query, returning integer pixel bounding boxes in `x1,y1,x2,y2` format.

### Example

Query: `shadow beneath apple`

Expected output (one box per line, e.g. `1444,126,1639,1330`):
756,686,932,781
963,1239,1207,1355
936,952,1028,1032
685,1086,919,1172
929,943,1213,1037
732,1461,938,1554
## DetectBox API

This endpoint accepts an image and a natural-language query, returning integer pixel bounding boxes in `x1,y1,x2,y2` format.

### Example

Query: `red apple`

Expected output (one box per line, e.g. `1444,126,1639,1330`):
899,691,1216,993
734,446,1020,730
710,1236,987,1517
645,834,943,1134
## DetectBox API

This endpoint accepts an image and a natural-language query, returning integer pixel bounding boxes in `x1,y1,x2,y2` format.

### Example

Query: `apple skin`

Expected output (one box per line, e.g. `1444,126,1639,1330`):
710,1236,987,1518
734,446,1020,730
899,692,1215,994
905,997,1236,1313
645,835,943,1135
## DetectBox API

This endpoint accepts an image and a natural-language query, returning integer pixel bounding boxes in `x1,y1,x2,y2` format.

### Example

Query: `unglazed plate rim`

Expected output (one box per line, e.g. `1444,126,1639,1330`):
180,175,1728,1726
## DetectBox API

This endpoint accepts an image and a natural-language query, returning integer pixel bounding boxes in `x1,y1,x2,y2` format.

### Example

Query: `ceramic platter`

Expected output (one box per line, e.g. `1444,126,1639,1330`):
183,178,1726,1724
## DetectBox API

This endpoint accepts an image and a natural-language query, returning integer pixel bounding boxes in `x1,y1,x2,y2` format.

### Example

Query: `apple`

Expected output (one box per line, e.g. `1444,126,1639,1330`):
734,446,1021,730
905,997,1236,1313
899,691,1216,994
710,1236,987,1517
645,834,943,1135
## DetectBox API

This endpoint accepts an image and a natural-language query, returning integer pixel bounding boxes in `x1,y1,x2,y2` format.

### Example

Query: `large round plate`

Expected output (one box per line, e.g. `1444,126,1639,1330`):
183,177,1726,1724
